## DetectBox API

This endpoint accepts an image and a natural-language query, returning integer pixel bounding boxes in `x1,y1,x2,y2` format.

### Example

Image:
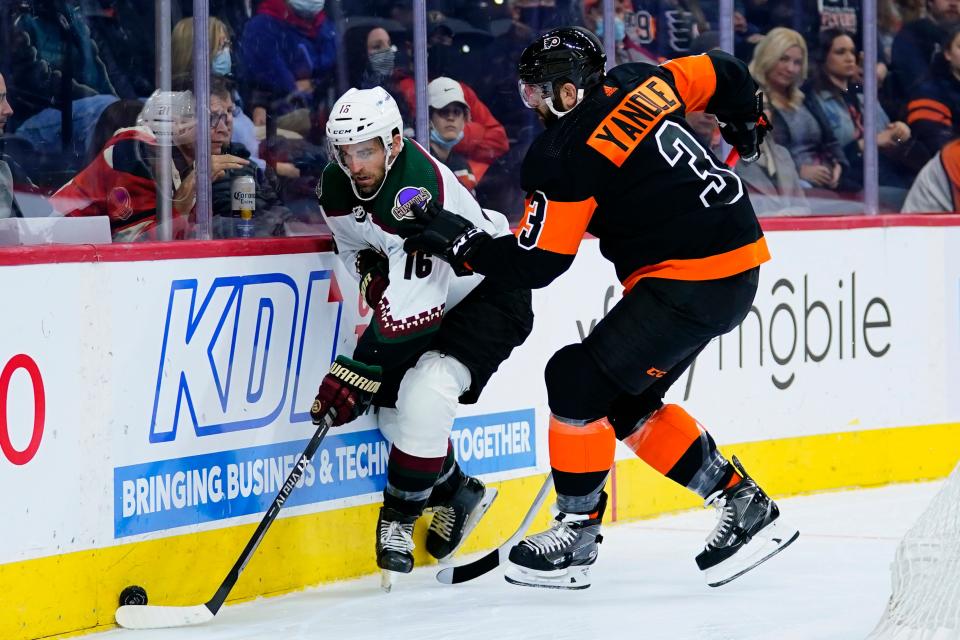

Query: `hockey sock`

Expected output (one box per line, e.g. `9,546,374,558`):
384,445,447,517
621,404,738,498
549,414,616,514
426,442,464,507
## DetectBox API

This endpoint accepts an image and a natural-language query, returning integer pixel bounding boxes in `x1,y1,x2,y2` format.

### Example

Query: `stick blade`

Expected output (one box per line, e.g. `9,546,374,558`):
436,548,502,584
115,604,215,629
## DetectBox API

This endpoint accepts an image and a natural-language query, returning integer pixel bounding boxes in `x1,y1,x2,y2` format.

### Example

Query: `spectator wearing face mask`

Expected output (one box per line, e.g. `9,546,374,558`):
240,0,336,134
345,25,412,128
395,25,508,181
428,77,477,194
172,17,264,170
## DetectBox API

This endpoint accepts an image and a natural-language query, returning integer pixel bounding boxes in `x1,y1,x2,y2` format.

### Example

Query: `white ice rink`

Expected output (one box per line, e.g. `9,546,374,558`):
95,482,939,640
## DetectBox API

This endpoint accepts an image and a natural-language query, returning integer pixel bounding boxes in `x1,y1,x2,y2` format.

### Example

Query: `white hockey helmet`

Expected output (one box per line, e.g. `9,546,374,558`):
326,87,404,200
137,90,196,146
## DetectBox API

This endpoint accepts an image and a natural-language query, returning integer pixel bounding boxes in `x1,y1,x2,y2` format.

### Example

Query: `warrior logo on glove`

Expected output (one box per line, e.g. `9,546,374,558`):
311,355,383,427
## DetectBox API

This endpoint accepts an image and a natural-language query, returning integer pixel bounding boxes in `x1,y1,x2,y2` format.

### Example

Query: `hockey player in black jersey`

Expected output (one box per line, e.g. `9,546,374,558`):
402,26,797,590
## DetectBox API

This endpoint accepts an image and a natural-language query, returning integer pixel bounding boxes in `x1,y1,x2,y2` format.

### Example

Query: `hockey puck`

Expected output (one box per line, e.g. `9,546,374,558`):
119,585,148,607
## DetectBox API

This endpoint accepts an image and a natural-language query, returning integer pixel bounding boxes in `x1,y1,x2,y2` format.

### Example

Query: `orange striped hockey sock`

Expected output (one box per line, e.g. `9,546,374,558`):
621,404,737,498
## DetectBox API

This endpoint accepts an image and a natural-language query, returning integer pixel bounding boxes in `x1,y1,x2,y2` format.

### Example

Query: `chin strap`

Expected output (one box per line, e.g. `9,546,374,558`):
546,88,585,118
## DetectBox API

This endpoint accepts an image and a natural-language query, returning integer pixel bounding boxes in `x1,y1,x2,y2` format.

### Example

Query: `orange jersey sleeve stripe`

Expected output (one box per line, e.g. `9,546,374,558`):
661,55,718,113
907,99,952,126
548,415,616,474
622,236,770,292
515,194,598,255
621,404,702,476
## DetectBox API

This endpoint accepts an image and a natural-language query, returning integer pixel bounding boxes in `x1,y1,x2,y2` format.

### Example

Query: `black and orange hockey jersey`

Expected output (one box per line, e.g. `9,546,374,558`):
468,49,770,291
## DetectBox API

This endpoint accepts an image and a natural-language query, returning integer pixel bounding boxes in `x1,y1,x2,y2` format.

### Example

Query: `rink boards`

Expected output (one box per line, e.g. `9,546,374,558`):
2,217,960,639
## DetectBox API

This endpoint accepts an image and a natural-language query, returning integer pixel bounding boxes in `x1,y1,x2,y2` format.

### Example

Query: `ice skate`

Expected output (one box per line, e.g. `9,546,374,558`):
376,507,416,593
696,456,799,587
427,476,498,561
504,492,606,590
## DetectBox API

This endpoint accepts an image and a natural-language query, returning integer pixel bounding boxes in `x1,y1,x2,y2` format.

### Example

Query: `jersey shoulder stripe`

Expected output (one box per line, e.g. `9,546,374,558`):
586,75,682,167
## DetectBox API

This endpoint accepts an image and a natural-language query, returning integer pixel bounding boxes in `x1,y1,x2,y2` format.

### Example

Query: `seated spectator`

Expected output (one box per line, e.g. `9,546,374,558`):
427,77,477,194
901,138,960,211
83,0,155,100
9,0,116,124
750,28,852,193
239,0,336,137
51,79,289,241
889,0,960,102
686,111,810,216
905,23,960,161
0,73,49,218
171,17,264,170
345,24,413,128
396,30,509,181
5,2,122,183
807,29,921,206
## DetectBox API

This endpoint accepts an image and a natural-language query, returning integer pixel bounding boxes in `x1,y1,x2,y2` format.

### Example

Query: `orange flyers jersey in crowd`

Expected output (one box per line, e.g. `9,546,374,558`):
470,50,770,292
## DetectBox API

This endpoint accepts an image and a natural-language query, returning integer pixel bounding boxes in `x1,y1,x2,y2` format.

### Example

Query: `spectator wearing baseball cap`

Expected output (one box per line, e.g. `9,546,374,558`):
428,77,477,194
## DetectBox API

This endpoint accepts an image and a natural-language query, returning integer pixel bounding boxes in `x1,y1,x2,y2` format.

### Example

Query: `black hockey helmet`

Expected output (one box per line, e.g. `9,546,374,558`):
517,26,606,117
518,26,606,89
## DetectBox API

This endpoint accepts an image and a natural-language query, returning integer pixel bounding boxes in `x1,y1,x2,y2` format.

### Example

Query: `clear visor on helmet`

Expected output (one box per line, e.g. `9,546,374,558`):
328,137,385,171
518,81,554,109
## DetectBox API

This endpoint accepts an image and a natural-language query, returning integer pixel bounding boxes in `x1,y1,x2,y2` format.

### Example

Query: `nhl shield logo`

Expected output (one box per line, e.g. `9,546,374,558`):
352,205,367,222
391,186,432,221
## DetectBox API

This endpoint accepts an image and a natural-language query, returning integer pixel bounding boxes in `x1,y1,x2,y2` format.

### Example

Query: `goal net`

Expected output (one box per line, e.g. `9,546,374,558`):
868,462,960,640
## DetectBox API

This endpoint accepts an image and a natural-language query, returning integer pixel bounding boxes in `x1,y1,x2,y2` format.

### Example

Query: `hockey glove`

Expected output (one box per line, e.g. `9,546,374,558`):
716,90,772,164
401,201,491,276
356,249,389,308
311,355,382,427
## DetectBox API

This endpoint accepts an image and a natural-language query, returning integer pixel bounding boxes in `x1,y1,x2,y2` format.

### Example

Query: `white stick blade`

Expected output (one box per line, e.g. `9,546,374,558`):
115,604,214,629
436,566,455,584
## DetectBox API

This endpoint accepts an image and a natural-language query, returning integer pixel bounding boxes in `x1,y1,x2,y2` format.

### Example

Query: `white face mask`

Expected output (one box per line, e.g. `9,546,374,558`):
287,0,325,16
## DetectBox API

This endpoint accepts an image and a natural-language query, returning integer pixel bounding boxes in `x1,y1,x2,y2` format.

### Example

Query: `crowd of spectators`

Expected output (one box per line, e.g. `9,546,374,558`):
0,0,958,245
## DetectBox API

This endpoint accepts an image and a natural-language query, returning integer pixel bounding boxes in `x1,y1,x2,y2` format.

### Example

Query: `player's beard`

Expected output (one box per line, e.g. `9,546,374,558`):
536,105,559,127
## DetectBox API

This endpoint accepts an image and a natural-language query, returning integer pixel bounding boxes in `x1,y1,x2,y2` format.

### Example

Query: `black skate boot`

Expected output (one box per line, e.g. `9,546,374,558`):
376,507,417,592
426,476,498,560
504,492,606,590
696,456,799,587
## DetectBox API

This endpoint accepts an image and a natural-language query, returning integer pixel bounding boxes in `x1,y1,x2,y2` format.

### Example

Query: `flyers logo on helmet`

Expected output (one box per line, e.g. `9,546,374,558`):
544,36,561,49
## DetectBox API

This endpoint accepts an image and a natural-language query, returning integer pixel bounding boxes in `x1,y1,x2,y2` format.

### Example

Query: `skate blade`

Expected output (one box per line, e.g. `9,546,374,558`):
503,563,591,590
703,518,800,588
380,569,402,593
434,487,499,561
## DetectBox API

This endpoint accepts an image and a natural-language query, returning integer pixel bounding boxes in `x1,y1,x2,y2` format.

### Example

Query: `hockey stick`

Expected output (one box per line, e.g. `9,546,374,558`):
725,148,740,167
115,411,336,629
436,473,553,585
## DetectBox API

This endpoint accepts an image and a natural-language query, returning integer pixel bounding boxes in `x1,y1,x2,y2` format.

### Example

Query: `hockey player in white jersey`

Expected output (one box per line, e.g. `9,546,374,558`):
310,87,534,588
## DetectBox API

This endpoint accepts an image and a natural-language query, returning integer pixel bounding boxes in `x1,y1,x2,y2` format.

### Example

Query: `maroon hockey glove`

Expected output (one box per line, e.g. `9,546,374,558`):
356,249,389,307
717,90,772,164
401,201,490,277
311,356,383,427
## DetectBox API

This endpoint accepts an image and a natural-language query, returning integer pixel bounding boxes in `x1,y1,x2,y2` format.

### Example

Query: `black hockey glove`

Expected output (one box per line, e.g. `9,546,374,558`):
716,90,772,164
401,201,491,276
356,249,389,308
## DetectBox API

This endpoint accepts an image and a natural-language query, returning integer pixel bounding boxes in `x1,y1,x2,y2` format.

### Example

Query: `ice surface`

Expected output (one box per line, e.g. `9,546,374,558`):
95,482,939,640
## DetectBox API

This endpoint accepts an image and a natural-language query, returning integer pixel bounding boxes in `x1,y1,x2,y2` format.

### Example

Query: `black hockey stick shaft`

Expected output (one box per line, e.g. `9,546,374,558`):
437,473,553,584
204,411,334,616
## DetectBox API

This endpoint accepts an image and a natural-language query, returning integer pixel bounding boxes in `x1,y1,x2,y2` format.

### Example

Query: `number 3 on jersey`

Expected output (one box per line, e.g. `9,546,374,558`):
518,191,548,250
655,120,743,208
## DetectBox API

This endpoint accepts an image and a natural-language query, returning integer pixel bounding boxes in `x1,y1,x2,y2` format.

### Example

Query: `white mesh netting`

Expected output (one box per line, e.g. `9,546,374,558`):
868,462,960,640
